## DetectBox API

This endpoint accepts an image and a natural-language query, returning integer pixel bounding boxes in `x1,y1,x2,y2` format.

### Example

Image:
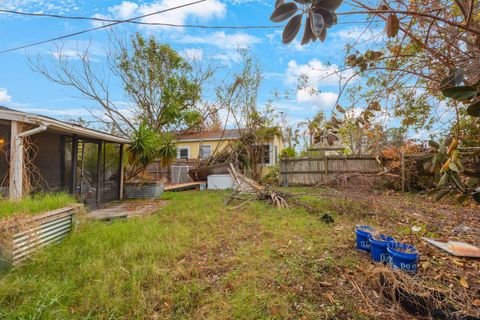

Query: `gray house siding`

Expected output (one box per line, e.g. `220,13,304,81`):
31,132,62,191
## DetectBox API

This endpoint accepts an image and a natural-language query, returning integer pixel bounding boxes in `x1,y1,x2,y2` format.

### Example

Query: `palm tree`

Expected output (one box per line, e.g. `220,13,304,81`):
298,111,325,147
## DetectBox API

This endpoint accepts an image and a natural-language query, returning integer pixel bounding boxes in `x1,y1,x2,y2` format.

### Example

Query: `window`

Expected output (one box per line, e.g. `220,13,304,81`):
178,147,189,160
254,144,271,165
199,145,211,160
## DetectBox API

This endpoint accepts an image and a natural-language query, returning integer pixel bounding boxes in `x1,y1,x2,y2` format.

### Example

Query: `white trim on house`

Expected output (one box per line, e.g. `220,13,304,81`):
254,143,274,166
177,146,190,160
199,144,212,160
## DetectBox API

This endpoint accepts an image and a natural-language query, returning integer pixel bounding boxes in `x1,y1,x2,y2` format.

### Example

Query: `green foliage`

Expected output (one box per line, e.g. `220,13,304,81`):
440,72,480,118
0,191,363,319
280,146,296,158
157,132,178,167
0,193,76,220
127,123,177,179
118,33,202,132
262,164,280,185
425,139,480,204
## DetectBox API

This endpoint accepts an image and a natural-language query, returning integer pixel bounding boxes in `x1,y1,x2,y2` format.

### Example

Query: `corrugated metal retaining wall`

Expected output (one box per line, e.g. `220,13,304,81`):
0,206,79,268
279,156,384,186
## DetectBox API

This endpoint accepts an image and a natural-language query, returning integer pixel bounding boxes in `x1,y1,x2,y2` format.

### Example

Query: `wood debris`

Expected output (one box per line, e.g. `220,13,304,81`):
423,238,480,258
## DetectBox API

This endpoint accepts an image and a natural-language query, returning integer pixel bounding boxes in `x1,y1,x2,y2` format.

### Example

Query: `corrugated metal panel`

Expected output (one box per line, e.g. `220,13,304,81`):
0,206,78,267
124,183,164,199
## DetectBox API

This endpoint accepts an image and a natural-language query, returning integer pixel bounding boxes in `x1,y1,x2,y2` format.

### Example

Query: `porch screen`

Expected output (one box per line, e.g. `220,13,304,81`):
98,143,121,204
0,124,10,196
62,137,121,207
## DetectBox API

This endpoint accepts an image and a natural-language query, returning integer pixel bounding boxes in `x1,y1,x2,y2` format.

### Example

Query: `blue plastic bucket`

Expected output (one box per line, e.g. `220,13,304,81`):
387,242,418,273
355,225,374,252
369,234,394,263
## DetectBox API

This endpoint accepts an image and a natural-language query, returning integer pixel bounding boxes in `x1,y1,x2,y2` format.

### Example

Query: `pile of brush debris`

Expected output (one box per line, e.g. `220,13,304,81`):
224,164,335,223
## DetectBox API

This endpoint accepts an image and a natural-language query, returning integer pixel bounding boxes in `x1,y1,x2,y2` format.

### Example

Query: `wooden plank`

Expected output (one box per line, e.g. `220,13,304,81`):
9,121,22,199
164,181,205,191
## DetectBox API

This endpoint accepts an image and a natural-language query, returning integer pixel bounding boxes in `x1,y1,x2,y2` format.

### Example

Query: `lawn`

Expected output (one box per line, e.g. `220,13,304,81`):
0,189,478,319
0,193,76,220
0,190,369,320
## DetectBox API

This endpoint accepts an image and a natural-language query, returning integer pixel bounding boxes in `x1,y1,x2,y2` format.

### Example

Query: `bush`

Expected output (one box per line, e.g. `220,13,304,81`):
126,124,178,180
280,147,296,158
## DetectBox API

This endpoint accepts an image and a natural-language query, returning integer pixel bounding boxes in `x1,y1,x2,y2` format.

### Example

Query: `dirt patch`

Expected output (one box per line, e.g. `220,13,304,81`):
314,189,480,318
87,200,168,220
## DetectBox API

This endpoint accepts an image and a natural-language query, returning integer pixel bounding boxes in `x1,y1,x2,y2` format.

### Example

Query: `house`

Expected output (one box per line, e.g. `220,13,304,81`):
0,106,129,207
175,128,284,174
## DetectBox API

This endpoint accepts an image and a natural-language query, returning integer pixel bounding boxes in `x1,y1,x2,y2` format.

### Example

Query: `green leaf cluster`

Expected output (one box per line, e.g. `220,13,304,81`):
118,33,202,132
441,71,480,118
126,123,178,180
426,139,479,204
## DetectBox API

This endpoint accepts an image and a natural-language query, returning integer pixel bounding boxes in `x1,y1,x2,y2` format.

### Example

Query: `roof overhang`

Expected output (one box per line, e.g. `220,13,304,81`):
0,108,130,144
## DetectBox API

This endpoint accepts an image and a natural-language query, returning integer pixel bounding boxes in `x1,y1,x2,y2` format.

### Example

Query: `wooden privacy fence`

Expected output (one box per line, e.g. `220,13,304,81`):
279,156,385,186
146,159,201,182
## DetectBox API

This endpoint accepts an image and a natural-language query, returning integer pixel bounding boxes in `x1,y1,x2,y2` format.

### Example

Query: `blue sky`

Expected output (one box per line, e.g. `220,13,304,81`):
0,0,385,130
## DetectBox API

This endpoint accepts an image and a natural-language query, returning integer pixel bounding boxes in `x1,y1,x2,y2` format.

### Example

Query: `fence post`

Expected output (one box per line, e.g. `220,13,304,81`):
401,151,406,192
324,157,328,183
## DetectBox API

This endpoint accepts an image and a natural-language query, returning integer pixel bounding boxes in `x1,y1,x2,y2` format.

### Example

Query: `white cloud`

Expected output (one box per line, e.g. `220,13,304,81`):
285,59,354,87
108,1,139,19
0,88,12,103
226,0,268,4
180,31,261,50
297,88,338,108
98,0,226,29
334,26,383,42
0,0,80,14
179,31,261,65
16,107,87,117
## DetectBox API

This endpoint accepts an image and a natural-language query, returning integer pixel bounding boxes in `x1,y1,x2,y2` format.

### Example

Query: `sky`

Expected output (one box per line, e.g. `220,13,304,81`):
0,0,386,131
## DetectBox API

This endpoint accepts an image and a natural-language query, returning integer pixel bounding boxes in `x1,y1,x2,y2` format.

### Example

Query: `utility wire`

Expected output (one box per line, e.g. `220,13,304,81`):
0,9,281,29
0,0,206,54
0,8,382,29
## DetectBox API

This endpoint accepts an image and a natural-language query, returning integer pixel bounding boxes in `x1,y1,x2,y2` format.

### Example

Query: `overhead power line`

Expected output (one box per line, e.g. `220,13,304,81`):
0,8,382,31
0,8,281,29
0,0,207,54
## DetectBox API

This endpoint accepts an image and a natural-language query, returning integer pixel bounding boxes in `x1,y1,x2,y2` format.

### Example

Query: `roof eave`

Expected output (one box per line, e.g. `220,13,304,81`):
0,108,130,144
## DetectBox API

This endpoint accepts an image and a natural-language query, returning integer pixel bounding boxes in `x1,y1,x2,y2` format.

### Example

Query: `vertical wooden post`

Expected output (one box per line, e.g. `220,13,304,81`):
401,151,406,192
118,144,124,200
9,121,23,200
324,157,328,183
71,135,78,195
96,141,102,206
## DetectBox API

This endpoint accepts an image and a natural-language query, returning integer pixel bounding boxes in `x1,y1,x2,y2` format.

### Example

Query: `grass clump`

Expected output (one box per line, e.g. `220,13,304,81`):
0,193,77,220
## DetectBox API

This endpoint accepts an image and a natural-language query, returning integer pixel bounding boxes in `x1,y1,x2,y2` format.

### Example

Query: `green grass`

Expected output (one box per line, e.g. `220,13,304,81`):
0,190,370,319
0,193,77,220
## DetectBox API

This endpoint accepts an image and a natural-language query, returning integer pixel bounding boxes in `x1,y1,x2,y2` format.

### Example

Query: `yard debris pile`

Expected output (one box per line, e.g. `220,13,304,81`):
226,164,330,215
316,189,480,318
226,164,292,209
